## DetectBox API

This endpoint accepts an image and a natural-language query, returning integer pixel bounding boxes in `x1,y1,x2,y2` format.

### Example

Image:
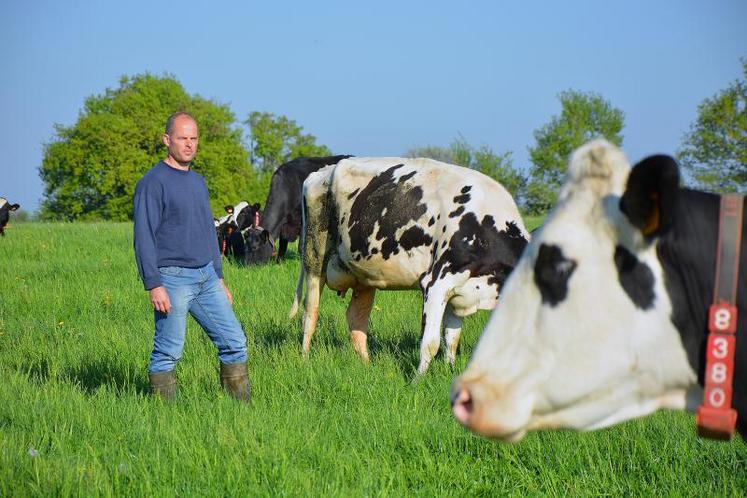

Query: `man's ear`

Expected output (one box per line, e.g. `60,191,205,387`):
162,133,170,147
620,154,680,239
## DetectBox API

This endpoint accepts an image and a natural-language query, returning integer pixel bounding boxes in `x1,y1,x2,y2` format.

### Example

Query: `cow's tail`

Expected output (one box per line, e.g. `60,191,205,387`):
288,191,308,319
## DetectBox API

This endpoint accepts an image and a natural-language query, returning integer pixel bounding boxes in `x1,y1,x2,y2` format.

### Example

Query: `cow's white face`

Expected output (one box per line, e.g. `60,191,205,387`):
451,140,698,442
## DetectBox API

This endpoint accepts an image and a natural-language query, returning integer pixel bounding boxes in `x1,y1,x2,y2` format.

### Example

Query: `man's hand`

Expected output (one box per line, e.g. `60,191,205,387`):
149,286,171,314
220,279,234,306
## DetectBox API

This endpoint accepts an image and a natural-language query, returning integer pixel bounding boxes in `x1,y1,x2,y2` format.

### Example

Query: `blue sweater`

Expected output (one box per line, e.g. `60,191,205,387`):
133,161,223,290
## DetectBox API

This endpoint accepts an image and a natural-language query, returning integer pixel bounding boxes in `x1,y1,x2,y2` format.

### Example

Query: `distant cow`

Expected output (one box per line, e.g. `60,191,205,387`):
290,157,529,375
259,155,353,263
0,198,20,236
451,140,747,442
215,201,261,256
226,226,275,266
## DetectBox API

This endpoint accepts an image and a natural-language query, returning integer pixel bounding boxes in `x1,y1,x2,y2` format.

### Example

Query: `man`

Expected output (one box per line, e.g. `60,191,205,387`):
133,111,250,402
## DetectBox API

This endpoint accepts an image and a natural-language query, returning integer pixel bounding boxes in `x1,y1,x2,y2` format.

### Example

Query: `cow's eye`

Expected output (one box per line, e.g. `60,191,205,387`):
534,243,577,307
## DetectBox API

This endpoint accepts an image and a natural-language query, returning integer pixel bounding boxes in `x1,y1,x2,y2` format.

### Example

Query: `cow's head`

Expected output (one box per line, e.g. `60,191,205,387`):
233,201,262,231
0,198,20,212
227,227,273,265
242,227,274,265
451,139,697,442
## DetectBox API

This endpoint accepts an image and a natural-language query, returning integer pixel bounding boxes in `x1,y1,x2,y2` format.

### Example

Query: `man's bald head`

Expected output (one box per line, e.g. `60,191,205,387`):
165,112,197,135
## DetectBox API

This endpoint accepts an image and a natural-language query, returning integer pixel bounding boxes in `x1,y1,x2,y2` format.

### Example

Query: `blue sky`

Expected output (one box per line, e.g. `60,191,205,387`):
1,0,745,212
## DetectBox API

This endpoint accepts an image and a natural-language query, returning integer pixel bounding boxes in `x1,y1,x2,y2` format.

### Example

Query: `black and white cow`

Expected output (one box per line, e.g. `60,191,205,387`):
0,198,20,236
451,139,747,442
215,201,261,256
290,157,529,374
259,155,353,263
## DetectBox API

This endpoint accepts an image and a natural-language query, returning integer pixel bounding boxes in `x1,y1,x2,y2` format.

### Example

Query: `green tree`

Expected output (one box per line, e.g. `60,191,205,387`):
245,111,331,173
407,135,526,201
404,145,454,164
678,59,747,193
39,73,255,221
526,90,625,214
450,136,526,200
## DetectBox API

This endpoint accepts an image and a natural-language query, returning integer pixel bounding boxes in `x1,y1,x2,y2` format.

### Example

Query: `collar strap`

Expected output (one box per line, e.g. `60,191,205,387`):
696,194,744,440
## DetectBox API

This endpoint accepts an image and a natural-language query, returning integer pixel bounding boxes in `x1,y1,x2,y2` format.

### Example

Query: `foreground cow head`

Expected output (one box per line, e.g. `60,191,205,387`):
452,139,705,442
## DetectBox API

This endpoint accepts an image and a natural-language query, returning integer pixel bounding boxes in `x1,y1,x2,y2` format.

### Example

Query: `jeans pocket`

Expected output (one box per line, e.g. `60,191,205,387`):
158,266,183,277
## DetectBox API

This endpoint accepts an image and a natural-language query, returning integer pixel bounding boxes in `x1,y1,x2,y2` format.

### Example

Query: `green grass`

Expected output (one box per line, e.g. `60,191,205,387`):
1,222,745,497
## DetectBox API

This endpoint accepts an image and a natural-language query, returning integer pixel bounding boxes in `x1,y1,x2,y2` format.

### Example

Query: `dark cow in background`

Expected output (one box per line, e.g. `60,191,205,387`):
0,198,20,236
227,227,275,266
259,155,352,263
451,139,747,442
290,157,529,375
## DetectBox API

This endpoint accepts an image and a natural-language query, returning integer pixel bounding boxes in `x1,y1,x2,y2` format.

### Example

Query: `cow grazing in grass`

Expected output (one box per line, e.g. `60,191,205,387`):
227,226,275,266
259,155,353,263
290,157,529,374
451,139,747,442
0,198,20,236
215,201,261,256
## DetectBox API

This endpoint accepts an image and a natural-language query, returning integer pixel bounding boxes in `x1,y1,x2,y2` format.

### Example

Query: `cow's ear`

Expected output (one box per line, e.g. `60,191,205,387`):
253,203,261,210
225,205,233,214
261,229,270,242
620,155,680,238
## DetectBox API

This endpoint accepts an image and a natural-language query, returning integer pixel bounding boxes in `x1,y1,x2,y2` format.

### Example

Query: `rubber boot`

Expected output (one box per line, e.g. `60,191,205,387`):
220,362,251,402
149,370,177,401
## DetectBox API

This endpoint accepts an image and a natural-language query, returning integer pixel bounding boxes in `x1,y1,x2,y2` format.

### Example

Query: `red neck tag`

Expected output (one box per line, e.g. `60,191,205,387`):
696,194,743,440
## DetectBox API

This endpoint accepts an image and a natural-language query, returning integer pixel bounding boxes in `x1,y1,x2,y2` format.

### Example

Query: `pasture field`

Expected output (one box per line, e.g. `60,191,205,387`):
0,221,745,497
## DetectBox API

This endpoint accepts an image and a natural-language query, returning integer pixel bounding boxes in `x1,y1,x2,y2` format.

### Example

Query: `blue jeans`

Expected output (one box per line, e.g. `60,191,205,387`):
149,261,247,373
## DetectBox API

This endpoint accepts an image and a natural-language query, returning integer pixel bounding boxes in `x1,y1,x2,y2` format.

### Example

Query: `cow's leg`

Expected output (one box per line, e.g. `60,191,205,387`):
346,287,375,362
443,304,464,367
302,273,326,357
276,237,289,262
417,284,449,375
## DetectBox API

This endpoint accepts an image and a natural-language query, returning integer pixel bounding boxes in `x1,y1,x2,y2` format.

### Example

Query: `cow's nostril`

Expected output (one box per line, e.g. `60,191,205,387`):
452,388,473,425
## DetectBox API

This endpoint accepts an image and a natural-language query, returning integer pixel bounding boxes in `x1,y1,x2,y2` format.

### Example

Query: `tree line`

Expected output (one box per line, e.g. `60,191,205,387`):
38,62,746,221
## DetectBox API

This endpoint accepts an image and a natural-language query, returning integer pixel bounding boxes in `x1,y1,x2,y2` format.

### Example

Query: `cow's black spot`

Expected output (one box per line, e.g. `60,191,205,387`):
449,206,465,218
461,186,472,194
347,188,360,200
428,217,435,227
371,247,379,255
614,245,655,310
534,244,577,307
400,225,433,252
453,192,471,204
347,164,428,260
428,214,528,292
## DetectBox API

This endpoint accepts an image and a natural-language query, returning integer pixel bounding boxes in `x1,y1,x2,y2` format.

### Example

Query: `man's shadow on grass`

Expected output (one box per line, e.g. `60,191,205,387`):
18,358,149,396
64,360,149,395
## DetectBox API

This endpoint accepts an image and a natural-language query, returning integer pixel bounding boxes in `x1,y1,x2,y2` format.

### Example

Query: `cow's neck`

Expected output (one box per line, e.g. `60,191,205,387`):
657,188,747,438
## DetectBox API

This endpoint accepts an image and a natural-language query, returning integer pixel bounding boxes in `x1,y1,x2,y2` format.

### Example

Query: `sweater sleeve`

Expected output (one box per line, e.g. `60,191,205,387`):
133,177,164,290
203,178,224,280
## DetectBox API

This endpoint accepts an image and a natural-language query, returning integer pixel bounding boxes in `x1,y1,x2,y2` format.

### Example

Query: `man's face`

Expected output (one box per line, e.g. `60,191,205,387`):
163,116,199,164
